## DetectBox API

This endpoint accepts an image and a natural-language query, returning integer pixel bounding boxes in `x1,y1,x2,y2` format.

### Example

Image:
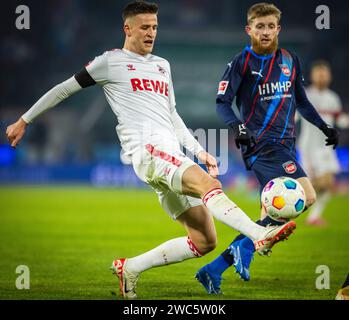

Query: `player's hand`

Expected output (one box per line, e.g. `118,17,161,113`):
320,123,339,149
197,150,219,178
231,122,256,149
6,117,27,148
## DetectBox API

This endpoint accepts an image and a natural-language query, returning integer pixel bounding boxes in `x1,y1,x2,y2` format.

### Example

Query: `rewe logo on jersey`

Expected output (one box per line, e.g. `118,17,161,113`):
258,81,291,95
131,78,169,97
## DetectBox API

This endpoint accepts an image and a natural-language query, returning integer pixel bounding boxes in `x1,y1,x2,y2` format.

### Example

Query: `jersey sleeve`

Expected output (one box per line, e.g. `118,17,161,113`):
216,55,243,127
75,52,109,87
22,76,83,123
294,55,327,128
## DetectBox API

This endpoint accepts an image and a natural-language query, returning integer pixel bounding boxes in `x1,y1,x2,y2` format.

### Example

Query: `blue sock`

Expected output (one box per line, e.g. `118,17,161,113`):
239,236,255,251
206,255,230,276
205,216,284,276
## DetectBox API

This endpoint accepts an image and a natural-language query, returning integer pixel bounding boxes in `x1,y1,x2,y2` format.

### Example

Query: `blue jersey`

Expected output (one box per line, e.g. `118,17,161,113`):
216,45,326,168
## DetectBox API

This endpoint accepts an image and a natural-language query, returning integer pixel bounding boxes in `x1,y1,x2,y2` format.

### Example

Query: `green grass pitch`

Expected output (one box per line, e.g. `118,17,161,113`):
0,186,348,300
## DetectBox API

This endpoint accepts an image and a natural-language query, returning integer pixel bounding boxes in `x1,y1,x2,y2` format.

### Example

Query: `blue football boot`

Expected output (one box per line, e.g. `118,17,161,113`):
229,238,255,281
195,265,223,294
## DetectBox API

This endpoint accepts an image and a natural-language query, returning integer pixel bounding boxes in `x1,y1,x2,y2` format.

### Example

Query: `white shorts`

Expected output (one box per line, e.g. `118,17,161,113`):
301,147,340,178
131,143,203,219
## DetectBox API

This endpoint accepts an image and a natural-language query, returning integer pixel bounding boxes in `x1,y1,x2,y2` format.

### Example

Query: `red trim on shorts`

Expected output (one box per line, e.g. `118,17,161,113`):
187,237,203,257
202,188,223,205
145,144,182,167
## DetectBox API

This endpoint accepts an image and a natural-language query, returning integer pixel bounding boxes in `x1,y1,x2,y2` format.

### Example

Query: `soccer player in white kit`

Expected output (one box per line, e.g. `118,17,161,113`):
6,1,297,299
298,61,347,226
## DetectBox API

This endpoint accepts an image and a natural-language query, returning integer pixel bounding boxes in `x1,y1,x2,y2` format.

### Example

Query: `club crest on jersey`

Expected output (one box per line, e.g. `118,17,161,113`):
157,65,166,75
279,64,291,76
218,81,229,95
282,161,297,174
127,64,136,71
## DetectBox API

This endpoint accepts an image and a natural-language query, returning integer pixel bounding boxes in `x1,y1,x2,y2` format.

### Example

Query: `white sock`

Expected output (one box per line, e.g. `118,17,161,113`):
203,188,264,241
308,191,331,220
126,237,201,274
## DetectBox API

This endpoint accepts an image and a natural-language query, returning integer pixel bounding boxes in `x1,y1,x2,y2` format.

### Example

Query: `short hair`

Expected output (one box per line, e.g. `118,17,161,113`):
122,1,159,22
247,3,282,25
311,60,331,71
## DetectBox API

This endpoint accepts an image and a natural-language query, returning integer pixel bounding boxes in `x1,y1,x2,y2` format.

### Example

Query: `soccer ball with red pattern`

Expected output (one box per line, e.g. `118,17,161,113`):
261,177,306,222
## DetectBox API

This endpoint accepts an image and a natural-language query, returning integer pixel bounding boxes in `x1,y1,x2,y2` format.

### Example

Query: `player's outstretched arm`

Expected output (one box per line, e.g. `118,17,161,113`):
6,117,27,148
6,76,83,148
296,103,339,149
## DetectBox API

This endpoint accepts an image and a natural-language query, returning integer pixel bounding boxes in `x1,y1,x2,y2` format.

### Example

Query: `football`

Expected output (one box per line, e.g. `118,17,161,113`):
261,177,306,222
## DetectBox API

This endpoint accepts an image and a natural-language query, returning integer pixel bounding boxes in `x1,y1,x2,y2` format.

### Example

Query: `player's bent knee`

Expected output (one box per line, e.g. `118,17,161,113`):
194,174,222,197
197,237,217,256
190,232,217,256
205,237,217,253
306,190,317,207
204,177,222,193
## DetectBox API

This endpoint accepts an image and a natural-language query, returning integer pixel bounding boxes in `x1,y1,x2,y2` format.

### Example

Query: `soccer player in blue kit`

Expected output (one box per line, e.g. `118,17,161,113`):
195,2,339,294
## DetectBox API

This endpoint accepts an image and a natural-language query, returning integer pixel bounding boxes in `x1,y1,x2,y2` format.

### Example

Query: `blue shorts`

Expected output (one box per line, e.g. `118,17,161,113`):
248,140,307,193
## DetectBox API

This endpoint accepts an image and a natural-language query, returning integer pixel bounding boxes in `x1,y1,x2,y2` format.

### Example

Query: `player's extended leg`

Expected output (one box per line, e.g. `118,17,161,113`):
177,205,224,294
297,176,317,209
196,151,307,289
111,204,217,299
306,173,333,225
229,176,315,280
181,164,295,253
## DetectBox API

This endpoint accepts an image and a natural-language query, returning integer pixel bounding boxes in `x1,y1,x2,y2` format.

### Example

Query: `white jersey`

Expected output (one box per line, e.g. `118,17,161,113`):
298,86,342,152
298,86,342,177
21,48,204,218
86,49,181,155
22,48,203,158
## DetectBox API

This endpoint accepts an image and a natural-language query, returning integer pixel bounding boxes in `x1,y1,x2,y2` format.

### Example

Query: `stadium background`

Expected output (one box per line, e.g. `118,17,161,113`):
1,0,349,188
0,0,349,298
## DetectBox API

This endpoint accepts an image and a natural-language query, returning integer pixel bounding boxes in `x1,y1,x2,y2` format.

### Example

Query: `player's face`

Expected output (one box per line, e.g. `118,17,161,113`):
311,66,332,90
246,15,280,55
124,13,158,55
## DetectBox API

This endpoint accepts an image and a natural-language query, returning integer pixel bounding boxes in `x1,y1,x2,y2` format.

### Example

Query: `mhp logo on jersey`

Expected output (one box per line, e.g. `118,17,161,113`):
258,81,292,95
283,161,297,174
218,81,229,95
279,64,291,76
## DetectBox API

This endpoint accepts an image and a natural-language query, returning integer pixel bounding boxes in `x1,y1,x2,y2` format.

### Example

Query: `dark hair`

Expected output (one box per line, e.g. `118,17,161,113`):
311,60,331,71
122,1,158,22
247,2,281,25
